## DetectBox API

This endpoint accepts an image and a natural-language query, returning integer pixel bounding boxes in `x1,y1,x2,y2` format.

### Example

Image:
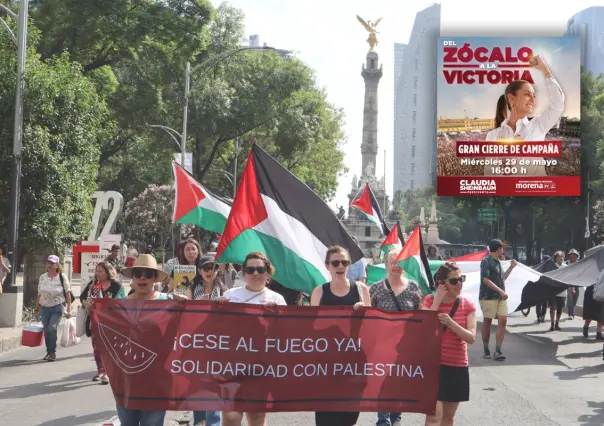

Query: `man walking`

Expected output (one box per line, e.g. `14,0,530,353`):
480,239,517,361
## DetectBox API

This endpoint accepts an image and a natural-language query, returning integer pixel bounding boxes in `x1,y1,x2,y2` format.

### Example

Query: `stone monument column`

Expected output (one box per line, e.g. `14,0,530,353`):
361,51,382,174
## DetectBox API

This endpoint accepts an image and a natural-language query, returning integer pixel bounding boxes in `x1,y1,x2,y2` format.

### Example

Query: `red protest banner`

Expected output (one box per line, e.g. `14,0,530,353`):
91,300,441,414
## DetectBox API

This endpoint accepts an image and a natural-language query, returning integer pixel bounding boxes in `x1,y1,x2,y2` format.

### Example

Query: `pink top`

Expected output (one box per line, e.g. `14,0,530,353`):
422,295,476,367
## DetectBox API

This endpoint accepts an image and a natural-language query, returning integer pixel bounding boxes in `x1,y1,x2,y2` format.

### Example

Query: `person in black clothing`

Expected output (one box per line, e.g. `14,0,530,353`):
310,245,370,426
267,279,303,305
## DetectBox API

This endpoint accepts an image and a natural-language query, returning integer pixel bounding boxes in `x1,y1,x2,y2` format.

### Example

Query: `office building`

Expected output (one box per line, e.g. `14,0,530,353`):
566,7,604,76
393,4,441,194
249,34,260,47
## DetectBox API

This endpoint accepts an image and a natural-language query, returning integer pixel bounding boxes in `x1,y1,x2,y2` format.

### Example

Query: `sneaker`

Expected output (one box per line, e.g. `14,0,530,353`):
92,375,101,382
493,351,506,361
101,376,109,385
549,324,555,332
43,353,50,361
555,323,562,331
483,350,492,359
46,352,56,362
583,326,589,338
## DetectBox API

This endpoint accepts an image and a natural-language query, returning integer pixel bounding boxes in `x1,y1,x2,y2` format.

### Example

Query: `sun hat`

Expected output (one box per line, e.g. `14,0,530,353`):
121,254,168,281
568,248,579,257
47,255,60,264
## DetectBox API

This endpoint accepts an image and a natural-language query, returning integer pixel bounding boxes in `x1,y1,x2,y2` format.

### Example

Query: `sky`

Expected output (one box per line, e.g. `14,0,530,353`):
209,0,604,209
437,36,581,119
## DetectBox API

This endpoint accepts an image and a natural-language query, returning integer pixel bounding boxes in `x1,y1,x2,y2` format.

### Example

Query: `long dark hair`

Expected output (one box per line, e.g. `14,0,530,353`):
495,80,531,128
179,239,203,265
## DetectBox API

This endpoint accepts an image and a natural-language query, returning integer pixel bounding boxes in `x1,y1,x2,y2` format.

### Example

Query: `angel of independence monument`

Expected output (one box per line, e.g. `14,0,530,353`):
344,16,390,255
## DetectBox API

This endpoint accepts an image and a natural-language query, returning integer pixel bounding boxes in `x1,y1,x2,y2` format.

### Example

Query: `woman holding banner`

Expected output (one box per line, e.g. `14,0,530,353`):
185,254,226,426
422,262,476,426
115,255,176,426
310,246,370,426
215,252,286,426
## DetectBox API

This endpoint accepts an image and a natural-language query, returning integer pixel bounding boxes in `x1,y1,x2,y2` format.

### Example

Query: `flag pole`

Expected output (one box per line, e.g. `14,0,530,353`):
383,149,387,216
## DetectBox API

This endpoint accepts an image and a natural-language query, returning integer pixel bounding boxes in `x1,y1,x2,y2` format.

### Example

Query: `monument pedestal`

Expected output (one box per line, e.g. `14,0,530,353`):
0,285,23,327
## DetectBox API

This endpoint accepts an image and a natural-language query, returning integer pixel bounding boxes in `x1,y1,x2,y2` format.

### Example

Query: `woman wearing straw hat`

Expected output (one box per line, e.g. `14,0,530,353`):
114,254,182,426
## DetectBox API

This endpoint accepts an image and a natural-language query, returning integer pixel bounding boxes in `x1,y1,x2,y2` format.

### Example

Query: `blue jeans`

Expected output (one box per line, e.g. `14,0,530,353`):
116,405,166,426
377,412,401,425
40,304,62,353
193,411,221,426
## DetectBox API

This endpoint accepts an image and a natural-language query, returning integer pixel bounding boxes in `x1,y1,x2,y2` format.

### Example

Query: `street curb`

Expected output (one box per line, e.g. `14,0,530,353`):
0,333,22,353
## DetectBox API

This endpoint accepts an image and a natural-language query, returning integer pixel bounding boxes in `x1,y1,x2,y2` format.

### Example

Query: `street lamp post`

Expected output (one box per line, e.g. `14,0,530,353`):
2,0,28,289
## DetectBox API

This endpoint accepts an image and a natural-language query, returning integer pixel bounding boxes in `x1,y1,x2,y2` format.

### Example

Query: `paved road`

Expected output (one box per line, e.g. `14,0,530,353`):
1,314,604,425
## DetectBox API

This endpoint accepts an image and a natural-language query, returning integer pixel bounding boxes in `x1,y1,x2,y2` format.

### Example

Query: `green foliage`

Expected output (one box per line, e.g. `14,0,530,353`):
0,28,108,251
123,184,174,248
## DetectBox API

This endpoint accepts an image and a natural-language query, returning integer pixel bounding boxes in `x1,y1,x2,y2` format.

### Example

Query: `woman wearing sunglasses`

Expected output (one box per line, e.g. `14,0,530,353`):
185,254,225,426
310,245,370,426
216,252,286,426
116,254,177,426
422,262,476,426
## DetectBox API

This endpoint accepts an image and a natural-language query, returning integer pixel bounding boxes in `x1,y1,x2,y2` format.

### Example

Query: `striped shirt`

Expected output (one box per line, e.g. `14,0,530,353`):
422,295,475,367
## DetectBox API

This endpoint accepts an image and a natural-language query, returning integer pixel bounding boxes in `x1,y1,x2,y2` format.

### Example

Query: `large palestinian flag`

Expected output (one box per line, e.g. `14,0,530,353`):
351,183,389,236
172,161,231,234
394,226,434,294
216,144,364,294
381,222,405,254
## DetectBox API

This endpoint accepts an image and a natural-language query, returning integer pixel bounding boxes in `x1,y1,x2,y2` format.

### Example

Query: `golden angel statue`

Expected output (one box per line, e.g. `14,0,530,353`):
356,15,382,52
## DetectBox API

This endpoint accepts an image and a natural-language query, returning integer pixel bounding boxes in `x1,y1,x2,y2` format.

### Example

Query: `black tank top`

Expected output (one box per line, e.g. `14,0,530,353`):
319,281,360,306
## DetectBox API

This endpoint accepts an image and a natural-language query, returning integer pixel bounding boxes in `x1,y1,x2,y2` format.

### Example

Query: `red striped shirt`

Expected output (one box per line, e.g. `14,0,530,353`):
422,295,476,367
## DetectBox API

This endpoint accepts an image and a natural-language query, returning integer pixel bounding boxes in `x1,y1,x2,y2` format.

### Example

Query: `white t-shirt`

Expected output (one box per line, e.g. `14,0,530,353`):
0,256,11,284
224,286,287,306
38,273,70,307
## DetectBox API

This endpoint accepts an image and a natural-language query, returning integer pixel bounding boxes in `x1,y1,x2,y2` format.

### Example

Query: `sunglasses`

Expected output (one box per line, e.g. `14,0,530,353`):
447,275,466,285
244,266,267,275
132,268,156,279
201,264,218,272
327,260,351,267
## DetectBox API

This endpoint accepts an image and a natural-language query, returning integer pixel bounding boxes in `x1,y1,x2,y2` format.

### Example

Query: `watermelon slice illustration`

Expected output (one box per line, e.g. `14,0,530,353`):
98,324,157,374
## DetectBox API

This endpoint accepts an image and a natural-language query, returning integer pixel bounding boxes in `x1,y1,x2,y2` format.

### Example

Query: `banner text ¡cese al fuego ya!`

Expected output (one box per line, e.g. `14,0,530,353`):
91,300,442,414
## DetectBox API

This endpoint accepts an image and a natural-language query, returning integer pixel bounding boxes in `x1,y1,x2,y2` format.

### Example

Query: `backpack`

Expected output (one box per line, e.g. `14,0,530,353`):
593,269,604,302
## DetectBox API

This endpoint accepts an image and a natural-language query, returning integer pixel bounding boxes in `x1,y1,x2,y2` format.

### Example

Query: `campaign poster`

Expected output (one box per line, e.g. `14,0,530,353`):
436,37,581,196
173,265,196,295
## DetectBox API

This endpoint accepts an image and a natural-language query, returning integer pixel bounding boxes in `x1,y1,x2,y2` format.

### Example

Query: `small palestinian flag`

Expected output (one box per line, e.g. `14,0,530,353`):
172,162,231,234
448,250,489,262
351,183,390,236
380,222,405,254
395,225,434,294
216,144,364,294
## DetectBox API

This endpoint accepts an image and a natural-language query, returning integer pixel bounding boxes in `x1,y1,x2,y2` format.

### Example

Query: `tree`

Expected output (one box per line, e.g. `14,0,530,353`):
0,31,108,252
123,185,176,260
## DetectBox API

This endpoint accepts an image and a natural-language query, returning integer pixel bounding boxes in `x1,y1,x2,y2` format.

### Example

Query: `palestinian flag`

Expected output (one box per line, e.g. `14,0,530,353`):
448,250,489,262
380,222,405,254
351,183,390,236
394,226,434,294
216,144,364,294
172,161,231,234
